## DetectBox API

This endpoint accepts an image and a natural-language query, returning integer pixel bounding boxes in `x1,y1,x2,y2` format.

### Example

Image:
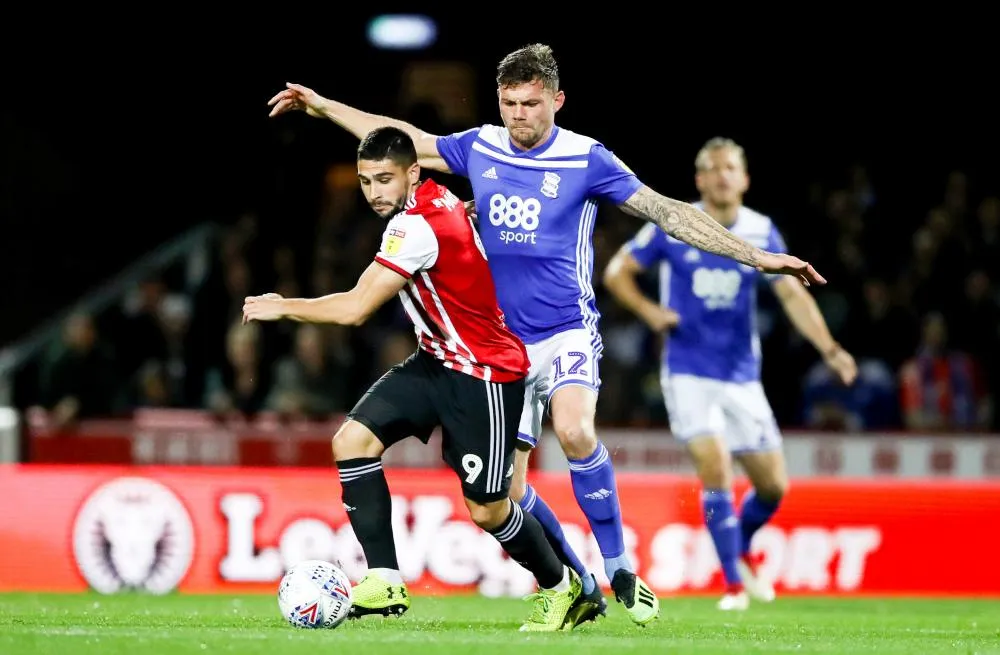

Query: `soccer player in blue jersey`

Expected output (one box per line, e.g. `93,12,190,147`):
603,137,858,611
268,45,824,625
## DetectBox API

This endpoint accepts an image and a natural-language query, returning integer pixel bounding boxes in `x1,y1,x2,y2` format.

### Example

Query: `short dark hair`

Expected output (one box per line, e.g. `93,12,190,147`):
357,126,417,168
496,43,559,92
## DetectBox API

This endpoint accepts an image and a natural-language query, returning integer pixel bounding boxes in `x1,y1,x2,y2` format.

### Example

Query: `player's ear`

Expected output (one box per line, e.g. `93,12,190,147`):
407,162,420,185
553,90,565,112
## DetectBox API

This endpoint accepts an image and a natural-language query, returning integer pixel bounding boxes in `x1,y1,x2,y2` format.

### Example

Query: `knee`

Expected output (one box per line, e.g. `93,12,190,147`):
508,475,527,505
690,441,732,489
699,460,732,490
552,414,597,460
331,421,383,461
755,477,789,501
507,448,531,504
466,499,509,531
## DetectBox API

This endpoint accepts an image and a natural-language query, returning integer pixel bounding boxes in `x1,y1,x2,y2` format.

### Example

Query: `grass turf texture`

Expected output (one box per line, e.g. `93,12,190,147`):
1,593,998,654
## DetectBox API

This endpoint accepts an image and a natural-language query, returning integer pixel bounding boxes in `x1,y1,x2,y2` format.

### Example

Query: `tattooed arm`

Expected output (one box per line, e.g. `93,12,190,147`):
619,185,826,285
620,186,762,266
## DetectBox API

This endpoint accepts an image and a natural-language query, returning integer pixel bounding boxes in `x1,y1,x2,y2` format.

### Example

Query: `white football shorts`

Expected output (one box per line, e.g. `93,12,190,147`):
660,372,782,453
516,328,601,448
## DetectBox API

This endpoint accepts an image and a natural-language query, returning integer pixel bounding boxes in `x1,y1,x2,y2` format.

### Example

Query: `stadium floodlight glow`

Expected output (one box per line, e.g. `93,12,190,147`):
367,14,438,50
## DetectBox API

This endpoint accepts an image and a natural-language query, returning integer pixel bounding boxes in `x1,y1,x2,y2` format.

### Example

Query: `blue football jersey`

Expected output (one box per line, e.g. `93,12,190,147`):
436,125,641,347
625,203,788,383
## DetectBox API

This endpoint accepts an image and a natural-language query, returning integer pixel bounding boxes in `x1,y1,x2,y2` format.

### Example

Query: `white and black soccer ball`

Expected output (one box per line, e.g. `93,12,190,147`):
277,560,353,629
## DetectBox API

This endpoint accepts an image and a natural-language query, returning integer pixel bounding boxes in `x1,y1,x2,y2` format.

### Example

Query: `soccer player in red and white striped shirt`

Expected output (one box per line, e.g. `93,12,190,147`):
242,126,582,632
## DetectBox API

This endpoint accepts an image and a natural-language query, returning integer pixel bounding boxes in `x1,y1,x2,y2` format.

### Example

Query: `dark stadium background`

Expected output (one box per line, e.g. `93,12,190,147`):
2,14,994,428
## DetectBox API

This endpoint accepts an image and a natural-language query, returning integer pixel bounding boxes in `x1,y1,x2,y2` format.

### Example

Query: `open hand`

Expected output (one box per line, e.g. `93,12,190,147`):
824,346,859,386
267,83,326,118
464,200,477,221
243,293,286,323
642,306,680,332
756,252,826,287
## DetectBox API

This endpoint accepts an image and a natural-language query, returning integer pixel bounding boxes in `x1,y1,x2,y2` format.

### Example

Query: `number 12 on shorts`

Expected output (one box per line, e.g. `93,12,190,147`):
552,351,588,382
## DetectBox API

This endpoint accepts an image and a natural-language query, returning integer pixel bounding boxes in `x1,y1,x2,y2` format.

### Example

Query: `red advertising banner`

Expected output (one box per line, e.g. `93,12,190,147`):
1,464,998,597
24,412,1000,479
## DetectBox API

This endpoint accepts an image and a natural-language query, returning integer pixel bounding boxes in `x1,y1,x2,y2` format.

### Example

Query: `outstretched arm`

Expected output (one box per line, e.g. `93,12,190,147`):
772,277,858,385
268,83,451,173
619,186,825,286
242,262,407,326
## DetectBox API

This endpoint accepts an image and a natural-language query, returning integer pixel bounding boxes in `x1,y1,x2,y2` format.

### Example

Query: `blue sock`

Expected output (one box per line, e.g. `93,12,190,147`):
702,489,741,588
519,484,595,595
739,489,781,555
568,441,631,582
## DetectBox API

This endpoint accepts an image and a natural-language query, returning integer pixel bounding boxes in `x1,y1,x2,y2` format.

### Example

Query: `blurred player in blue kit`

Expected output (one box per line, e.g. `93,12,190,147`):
604,137,857,610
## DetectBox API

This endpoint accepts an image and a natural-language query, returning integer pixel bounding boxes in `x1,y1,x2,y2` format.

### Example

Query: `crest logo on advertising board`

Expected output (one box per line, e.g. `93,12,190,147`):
72,477,195,594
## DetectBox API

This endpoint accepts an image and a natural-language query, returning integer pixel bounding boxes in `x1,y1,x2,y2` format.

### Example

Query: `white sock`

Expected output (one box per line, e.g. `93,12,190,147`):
544,566,570,592
371,567,403,585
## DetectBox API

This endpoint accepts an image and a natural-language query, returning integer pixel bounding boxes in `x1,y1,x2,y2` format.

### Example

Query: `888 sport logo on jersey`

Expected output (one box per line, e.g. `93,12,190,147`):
692,267,743,310
488,193,541,245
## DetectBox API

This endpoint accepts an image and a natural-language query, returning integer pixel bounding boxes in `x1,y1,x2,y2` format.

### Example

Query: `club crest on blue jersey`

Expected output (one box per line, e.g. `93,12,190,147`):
540,172,561,199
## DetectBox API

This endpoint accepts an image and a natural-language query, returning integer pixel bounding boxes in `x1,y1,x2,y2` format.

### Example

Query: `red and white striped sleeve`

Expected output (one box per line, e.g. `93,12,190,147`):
374,213,439,278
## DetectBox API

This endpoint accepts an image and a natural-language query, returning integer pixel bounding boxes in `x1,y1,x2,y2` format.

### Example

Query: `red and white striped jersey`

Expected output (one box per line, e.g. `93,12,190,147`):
373,179,529,383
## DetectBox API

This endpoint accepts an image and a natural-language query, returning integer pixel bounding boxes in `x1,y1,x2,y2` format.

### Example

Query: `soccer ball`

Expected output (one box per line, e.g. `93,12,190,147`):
277,560,353,629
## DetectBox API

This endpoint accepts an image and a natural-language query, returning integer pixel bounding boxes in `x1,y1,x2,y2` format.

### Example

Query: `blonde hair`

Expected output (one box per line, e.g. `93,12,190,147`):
695,137,748,172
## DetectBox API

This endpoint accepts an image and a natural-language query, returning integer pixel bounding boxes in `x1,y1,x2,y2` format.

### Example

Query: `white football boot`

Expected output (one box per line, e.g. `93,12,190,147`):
737,553,776,603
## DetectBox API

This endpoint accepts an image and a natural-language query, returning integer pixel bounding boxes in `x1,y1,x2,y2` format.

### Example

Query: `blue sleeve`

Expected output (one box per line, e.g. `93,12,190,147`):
587,143,643,204
625,223,668,270
765,222,789,283
767,223,788,255
435,128,479,178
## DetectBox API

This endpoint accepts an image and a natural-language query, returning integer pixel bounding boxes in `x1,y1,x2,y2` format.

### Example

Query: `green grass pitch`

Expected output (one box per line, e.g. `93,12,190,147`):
1,593,997,654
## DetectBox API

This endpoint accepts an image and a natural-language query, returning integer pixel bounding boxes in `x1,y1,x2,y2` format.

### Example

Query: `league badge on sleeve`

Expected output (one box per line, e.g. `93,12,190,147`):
385,228,406,255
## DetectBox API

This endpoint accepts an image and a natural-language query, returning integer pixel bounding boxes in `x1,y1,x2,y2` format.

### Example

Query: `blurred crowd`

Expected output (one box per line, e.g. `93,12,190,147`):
15,157,1000,435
